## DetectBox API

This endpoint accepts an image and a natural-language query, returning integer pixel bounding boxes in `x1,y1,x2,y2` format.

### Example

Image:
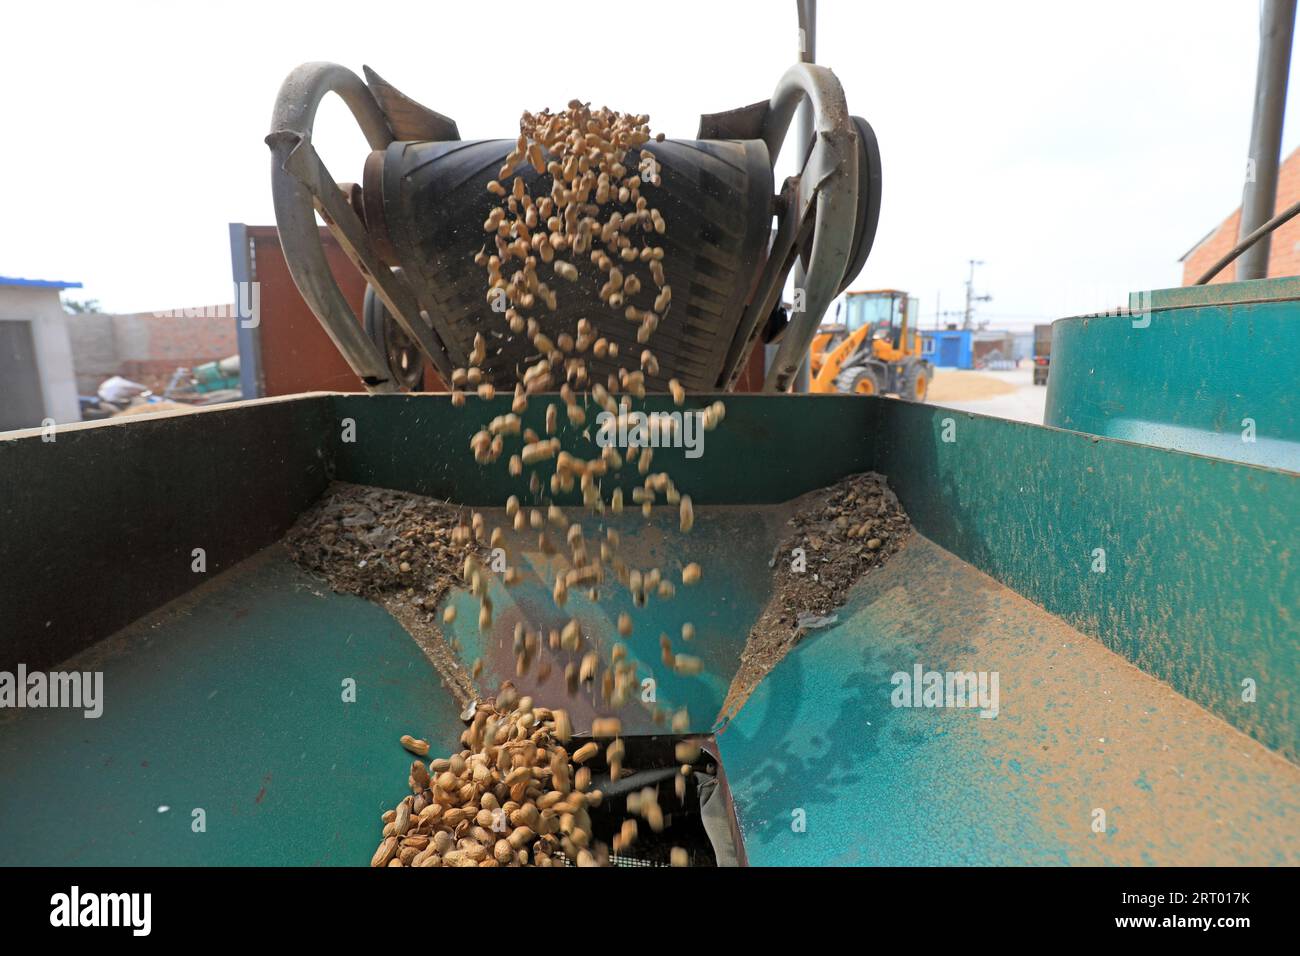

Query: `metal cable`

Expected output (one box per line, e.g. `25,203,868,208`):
1194,198,1300,284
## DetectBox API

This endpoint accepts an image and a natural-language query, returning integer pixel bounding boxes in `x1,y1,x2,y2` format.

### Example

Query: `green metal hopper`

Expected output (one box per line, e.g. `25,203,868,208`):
1,285,1296,865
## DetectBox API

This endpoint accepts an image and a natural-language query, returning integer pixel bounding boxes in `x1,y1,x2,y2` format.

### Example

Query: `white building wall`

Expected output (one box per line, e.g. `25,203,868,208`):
0,286,82,425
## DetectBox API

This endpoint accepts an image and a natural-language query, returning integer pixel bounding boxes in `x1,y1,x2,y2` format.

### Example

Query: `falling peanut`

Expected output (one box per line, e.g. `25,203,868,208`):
400,735,430,757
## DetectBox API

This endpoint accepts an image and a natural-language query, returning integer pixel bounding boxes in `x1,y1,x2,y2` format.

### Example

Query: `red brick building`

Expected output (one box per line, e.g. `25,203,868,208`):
66,307,238,393
1181,145,1300,284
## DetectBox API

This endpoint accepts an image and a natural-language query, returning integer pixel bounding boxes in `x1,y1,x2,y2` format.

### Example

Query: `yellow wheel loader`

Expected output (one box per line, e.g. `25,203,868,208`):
809,289,933,400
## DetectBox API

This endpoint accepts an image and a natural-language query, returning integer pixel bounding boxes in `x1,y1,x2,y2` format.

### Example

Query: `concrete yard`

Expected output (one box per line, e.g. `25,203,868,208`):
929,366,1048,425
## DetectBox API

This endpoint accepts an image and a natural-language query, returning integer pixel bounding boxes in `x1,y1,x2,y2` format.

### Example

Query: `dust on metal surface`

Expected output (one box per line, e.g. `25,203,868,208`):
1046,293,1299,469
0,547,466,866
326,391,1297,757
719,535,1300,866
866,399,1299,762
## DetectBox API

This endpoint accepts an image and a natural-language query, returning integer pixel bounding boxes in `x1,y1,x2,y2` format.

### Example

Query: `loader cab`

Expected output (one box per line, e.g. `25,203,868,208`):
842,288,902,335
811,288,932,401
812,289,906,369
842,289,920,357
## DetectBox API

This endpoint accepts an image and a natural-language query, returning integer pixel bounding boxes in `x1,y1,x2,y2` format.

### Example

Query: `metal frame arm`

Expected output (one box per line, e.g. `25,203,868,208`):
760,63,859,392
267,62,398,391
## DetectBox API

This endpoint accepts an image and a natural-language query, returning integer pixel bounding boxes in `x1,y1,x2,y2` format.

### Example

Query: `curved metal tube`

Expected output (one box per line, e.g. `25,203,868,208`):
267,62,397,390
762,62,849,165
761,64,859,392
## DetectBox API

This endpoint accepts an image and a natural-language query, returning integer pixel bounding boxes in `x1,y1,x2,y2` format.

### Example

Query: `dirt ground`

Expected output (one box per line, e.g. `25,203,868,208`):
719,472,912,719
928,367,1048,424
927,369,1018,401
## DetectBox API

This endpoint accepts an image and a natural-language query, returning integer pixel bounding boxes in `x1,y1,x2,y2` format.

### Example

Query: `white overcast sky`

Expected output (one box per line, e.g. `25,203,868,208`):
2,0,1298,329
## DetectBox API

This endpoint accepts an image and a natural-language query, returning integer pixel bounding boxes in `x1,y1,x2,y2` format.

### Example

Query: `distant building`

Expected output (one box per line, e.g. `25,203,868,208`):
66,306,238,394
923,329,973,369
1180,145,1300,284
0,276,82,430
922,329,1023,370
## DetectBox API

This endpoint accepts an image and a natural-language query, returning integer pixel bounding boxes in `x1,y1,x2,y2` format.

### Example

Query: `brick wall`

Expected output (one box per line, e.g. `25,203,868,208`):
64,313,117,390
1181,146,1300,284
67,307,238,392
114,308,238,360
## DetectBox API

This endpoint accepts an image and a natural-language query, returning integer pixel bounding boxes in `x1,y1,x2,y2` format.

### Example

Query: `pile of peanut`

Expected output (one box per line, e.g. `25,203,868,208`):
373,691,698,867
384,102,724,866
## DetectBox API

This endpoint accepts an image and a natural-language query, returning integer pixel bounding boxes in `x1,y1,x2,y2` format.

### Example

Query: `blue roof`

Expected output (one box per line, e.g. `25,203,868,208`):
0,275,83,290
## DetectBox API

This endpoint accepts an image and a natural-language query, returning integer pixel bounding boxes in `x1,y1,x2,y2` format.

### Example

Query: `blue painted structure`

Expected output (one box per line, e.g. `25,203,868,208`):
923,329,973,368
228,223,262,400
0,275,82,290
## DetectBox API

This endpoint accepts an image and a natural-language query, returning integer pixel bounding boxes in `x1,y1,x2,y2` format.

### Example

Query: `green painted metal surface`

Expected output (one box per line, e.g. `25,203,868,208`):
1045,291,1299,470
326,392,1297,761
1,389,1294,867
865,400,1298,763
0,548,465,866
439,508,786,735
327,393,876,506
719,536,1300,866
0,395,332,670
1130,275,1300,310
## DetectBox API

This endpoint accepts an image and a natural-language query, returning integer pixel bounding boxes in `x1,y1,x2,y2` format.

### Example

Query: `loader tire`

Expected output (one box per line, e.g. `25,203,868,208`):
901,361,931,403
836,365,886,396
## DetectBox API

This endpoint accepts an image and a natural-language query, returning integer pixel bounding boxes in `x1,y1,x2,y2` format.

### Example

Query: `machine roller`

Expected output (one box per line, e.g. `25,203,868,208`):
266,62,881,394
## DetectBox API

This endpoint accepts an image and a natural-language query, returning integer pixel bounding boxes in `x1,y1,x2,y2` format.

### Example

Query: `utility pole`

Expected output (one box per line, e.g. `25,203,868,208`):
790,0,817,391
1237,0,1296,280
963,259,992,330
